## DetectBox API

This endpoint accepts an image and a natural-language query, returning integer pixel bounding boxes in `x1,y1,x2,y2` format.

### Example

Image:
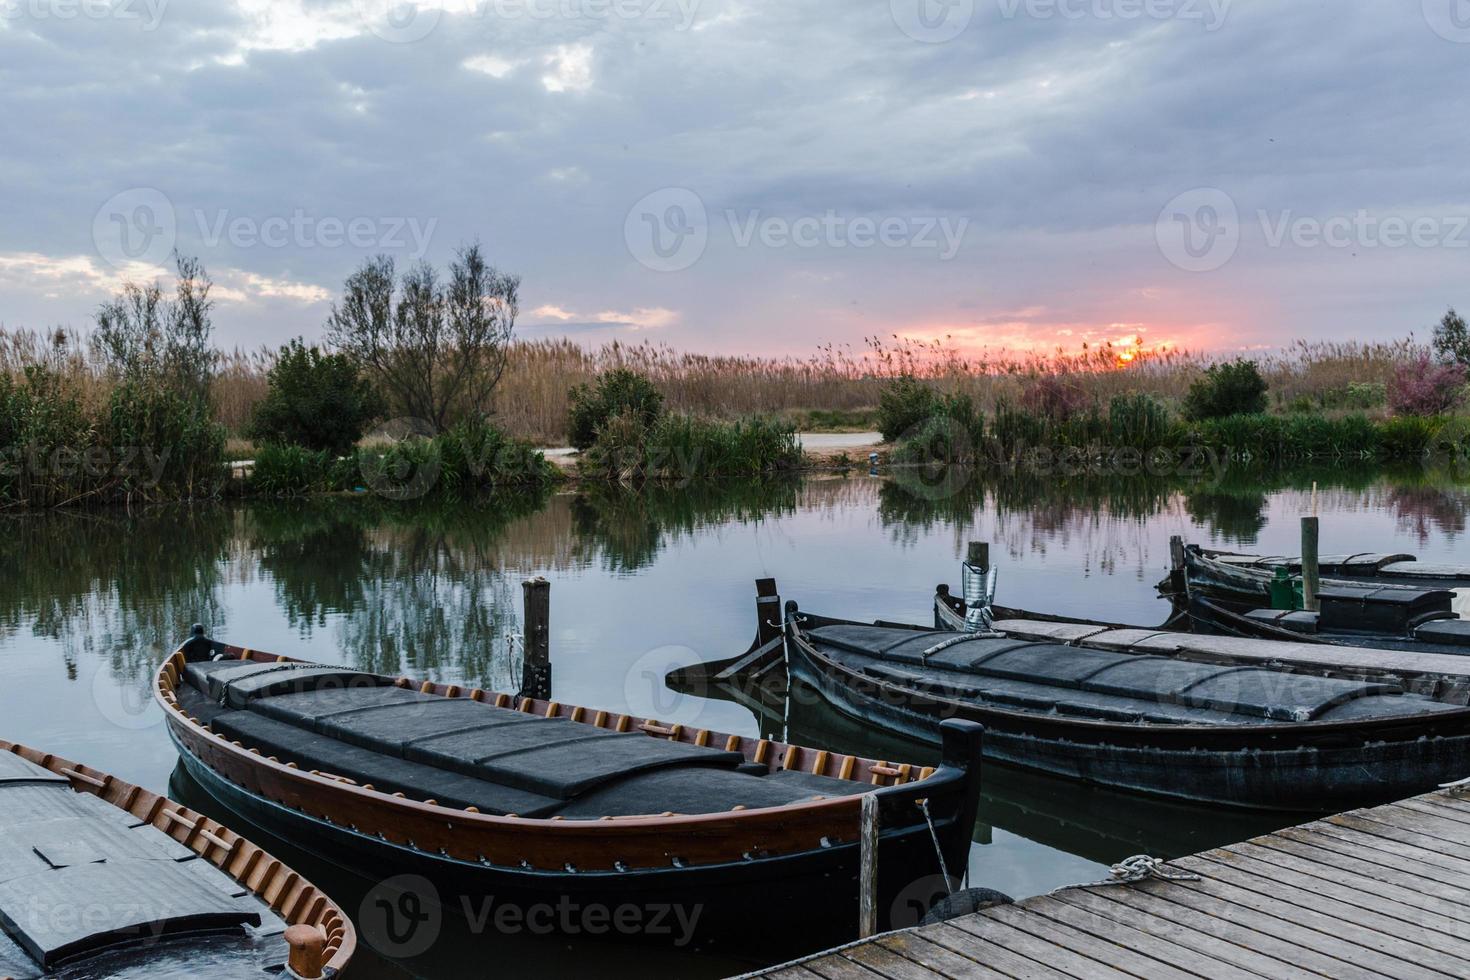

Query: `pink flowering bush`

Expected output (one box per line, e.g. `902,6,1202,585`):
1389,355,1468,417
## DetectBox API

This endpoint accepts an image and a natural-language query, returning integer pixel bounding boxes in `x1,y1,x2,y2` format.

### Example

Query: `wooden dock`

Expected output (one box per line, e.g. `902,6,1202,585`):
750,784,1470,979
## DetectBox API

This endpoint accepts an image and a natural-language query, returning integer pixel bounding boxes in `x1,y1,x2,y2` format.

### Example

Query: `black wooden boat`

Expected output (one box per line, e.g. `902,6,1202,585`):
1168,544,1470,604
159,629,984,952
0,741,354,979
776,597,1470,811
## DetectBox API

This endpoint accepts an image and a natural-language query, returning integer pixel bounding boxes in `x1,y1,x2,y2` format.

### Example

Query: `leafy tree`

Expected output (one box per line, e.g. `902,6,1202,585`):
1433,308,1470,366
566,369,664,451
327,244,519,431
1183,358,1269,421
249,339,385,453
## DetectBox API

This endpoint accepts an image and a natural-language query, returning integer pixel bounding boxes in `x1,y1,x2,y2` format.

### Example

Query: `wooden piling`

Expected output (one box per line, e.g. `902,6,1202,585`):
966,541,990,571
519,577,551,701
858,792,879,939
1301,516,1321,613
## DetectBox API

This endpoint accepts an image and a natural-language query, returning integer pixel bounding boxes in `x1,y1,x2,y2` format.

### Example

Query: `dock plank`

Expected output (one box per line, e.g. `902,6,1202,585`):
747,787,1470,980
873,932,1010,980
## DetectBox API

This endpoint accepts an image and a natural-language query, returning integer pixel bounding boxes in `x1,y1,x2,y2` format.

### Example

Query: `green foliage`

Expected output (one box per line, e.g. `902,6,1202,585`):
567,369,665,451
248,444,346,496
1433,308,1470,366
0,367,98,507
103,379,227,499
249,339,384,454
351,420,557,502
1183,359,1269,421
877,376,939,442
1107,393,1173,447
579,411,801,481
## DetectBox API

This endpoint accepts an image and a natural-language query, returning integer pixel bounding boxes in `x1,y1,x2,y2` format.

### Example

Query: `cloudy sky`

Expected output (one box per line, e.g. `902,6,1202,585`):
2,0,1467,358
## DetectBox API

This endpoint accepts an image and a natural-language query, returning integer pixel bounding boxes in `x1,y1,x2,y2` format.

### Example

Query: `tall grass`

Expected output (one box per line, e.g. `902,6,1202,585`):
0,327,1448,446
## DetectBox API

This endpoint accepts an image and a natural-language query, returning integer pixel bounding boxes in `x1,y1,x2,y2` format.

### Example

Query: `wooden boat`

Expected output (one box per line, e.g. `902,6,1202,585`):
157,628,984,951
774,593,1470,811
0,741,354,979
1167,544,1470,604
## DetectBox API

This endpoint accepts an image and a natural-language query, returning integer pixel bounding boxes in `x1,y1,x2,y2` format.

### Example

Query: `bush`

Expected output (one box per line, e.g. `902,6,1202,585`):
877,376,939,442
1021,374,1090,421
351,420,557,501
248,444,343,496
580,412,801,481
1183,359,1269,421
1107,393,1173,447
103,379,227,500
0,367,98,507
248,339,383,454
567,369,664,451
1389,355,1468,417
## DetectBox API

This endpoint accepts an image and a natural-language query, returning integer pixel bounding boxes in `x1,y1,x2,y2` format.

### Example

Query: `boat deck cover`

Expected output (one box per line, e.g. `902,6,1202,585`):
0,751,274,974
184,659,871,819
806,623,1460,726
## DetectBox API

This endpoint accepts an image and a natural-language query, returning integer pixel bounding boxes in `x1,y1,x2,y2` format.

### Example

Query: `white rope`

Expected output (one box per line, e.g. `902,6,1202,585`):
918,799,958,896
1050,855,1200,895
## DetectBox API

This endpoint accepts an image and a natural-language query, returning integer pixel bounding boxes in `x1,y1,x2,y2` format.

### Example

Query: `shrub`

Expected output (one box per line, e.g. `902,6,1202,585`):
103,379,227,500
248,339,384,454
0,367,98,507
877,376,939,442
1021,374,1090,421
567,369,664,451
1389,355,1468,417
351,420,556,501
249,444,342,496
1107,393,1173,447
580,412,801,481
1183,359,1269,421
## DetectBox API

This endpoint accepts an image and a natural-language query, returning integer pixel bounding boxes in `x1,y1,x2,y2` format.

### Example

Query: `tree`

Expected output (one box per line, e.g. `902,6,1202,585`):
1183,358,1269,421
249,339,385,453
327,244,519,431
1433,308,1470,366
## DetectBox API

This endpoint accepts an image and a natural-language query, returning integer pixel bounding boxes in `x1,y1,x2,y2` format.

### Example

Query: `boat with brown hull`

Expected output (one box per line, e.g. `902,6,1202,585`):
158,628,984,954
0,741,354,979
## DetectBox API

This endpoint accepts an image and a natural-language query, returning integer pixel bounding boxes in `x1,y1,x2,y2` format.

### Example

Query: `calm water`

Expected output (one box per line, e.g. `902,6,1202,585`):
4,462,1469,977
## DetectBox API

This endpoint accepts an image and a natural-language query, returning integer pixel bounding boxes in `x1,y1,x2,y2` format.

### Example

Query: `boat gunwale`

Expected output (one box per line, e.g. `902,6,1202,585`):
788,607,1470,748
155,641,953,862
0,739,357,974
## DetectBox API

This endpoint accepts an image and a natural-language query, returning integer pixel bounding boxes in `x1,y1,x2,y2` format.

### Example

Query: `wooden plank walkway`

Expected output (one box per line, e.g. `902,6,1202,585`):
749,785,1470,979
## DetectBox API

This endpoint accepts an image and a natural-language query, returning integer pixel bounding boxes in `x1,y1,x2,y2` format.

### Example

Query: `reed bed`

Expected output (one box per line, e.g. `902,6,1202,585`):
0,327,1443,446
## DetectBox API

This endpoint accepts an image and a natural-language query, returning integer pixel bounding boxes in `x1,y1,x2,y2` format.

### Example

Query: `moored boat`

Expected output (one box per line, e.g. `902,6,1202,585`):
157,628,984,953
0,741,354,979
1166,544,1470,605
776,592,1470,811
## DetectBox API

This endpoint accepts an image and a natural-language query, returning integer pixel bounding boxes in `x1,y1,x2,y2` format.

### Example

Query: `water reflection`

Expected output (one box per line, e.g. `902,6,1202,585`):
2,462,1469,976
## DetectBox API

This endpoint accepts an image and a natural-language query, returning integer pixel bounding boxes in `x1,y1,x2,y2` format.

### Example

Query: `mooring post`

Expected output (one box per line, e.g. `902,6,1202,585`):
1167,534,1188,596
859,792,880,939
520,576,551,701
284,924,326,979
967,541,990,573
1301,517,1321,613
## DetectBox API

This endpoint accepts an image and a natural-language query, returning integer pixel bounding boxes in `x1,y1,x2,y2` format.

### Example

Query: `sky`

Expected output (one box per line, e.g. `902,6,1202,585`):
2,0,1468,359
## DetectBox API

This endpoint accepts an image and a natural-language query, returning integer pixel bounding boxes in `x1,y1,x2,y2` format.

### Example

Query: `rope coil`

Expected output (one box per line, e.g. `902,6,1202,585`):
1051,855,1200,895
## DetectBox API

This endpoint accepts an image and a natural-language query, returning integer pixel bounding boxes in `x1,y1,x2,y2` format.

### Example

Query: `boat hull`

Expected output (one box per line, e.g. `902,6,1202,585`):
172,724,969,954
787,616,1470,812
